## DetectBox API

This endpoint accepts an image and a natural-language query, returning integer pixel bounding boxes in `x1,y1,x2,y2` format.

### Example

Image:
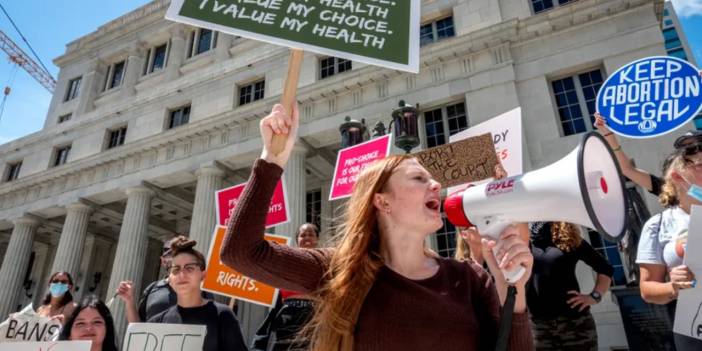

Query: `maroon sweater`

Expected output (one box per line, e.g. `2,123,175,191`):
221,159,534,351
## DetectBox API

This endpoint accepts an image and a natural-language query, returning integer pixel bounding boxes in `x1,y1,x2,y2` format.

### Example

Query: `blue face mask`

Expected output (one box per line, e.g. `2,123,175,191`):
49,283,69,298
688,184,702,203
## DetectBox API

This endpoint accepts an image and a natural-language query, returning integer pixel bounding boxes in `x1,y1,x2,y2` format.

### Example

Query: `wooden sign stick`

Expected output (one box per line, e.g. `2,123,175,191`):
270,49,304,155
228,297,237,310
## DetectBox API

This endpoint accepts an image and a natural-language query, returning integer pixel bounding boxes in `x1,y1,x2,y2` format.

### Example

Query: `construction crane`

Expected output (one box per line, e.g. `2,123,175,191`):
0,29,56,93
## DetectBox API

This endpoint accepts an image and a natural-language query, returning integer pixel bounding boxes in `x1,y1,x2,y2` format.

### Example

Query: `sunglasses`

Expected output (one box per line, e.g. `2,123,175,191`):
684,144,702,156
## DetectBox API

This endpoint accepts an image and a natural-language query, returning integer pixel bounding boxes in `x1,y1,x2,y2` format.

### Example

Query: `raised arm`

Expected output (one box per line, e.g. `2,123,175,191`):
220,104,332,293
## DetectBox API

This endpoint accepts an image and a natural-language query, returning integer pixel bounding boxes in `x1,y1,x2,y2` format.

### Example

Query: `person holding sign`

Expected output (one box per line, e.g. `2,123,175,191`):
59,295,118,351
221,104,534,351
147,236,247,351
36,272,77,324
637,149,702,349
252,223,320,351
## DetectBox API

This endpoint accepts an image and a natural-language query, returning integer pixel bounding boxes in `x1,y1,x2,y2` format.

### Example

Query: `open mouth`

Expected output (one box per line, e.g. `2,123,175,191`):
425,199,440,211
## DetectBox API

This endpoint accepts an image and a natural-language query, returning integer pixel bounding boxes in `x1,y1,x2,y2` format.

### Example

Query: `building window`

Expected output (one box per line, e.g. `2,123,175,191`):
64,77,82,102
238,80,265,106
53,145,71,167
319,57,352,79
420,16,455,46
104,61,126,91
107,127,127,149
435,216,457,258
664,19,673,27
57,114,72,124
306,189,322,231
187,29,217,58
5,161,22,182
551,69,603,136
168,106,191,129
588,230,627,286
423,102,468,148
531,0,578,14
144,42,169,75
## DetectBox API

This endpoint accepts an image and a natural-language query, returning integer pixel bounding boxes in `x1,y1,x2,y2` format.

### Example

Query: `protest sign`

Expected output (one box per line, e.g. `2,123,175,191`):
166,0,421,73
0,305,61,343
413,133,499,188
216,179,288,227
673,205,702,340
0,341,91,351
123,323,205,351
596,56,702,138
202,226,289,307
329,134,392,200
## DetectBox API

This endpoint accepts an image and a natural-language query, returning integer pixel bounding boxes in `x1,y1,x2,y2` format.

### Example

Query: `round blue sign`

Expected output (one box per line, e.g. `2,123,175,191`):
596,56,702,138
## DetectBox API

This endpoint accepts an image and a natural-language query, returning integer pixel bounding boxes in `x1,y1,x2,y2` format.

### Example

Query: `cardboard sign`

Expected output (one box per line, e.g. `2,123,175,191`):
413,133,498,188
0,305,61,343
329,134,392,200
596,56,702,138
166,0,420,73
123,323,206,351
216,179,289,227
673,205,702,340
202,226,289,307
0,341,91,351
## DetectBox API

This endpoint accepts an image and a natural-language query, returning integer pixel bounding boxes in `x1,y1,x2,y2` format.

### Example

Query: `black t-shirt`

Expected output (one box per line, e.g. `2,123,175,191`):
526,222,614,319
650,174,663,197
148,300,247,351
138,279,214,321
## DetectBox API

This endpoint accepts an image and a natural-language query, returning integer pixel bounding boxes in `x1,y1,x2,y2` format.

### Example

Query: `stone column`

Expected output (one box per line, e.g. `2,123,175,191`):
320,179,334,242
120,44,146,98
166,26,187,81
189,165,225,252
76,59,104,115
0,217,40,318
107,186,153,338
275,146,308,239
51,203,94,278
214,33,232,62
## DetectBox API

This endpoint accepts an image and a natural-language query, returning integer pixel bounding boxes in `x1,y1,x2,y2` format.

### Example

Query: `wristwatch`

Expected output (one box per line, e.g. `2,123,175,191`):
590,291,602,303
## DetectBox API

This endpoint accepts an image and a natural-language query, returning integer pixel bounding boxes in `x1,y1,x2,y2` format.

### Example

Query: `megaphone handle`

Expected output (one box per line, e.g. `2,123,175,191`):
480,219,527,285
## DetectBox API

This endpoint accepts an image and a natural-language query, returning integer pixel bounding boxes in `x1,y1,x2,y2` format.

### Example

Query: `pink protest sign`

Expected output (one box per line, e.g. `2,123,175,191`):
216,179,289,227
330,135,392,201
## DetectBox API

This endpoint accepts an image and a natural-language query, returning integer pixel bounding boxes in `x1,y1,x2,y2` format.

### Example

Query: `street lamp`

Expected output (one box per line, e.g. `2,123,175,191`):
339,116,368,148
390,100,420,154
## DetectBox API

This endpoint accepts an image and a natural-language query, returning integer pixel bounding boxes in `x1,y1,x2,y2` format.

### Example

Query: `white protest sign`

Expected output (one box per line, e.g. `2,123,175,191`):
0,341,91,351
673,205,702,340
122,323,206,351
0,305,61,343
448,107,523,194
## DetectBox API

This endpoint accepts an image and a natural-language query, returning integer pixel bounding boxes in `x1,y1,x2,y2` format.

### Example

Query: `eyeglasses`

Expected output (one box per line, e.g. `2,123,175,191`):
168,263,202,275
51,280,70,284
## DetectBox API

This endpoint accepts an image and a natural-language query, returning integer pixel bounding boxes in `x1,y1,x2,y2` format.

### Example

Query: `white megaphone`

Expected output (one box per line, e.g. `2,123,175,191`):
444,132,627,284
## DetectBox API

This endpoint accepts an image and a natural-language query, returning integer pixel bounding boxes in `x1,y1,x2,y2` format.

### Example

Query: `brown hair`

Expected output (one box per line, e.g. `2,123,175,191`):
454,231,471,262
550,222,582,252
169,236,206,270
305,155,413,351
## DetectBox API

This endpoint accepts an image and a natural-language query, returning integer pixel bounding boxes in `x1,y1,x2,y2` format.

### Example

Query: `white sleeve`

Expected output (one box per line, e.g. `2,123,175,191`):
636,213,664,265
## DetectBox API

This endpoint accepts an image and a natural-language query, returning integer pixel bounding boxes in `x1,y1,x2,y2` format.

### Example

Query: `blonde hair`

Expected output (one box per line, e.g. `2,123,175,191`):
454,231,471,262
551,222,582,252
305,155,418,351
659,152,687,208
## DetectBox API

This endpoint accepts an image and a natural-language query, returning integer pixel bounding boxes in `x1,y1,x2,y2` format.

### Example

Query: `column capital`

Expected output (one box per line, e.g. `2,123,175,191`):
66,202,95,214
195,164,226,178
169,24,187,39
291,144,310,156
125,186,155,198
11,216,41,227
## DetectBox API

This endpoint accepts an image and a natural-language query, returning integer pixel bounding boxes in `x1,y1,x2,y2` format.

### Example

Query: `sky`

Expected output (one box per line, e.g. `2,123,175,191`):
0,0,700,145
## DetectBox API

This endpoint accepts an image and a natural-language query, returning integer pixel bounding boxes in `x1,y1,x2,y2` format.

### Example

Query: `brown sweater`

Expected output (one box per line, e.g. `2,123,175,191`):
221,159,534,351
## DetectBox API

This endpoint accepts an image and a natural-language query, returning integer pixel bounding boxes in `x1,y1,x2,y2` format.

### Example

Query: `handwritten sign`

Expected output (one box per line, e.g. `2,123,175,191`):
0,305,61,343
0,341,91,351
596,56,702,138
413,133,499,188
673,205,702,341
123,323,206,351
202,226,289,307
216,179,289,227
166,0,420,72
329,134,392,200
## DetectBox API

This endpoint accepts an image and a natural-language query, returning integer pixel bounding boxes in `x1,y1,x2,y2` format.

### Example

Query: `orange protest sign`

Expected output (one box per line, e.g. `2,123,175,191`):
202,226,289,307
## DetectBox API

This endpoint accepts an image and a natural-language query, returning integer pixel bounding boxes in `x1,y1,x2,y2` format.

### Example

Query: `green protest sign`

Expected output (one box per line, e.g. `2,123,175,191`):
166,0,420,73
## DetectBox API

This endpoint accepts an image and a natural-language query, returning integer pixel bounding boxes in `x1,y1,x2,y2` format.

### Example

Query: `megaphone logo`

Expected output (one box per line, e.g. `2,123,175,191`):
444,132,627,282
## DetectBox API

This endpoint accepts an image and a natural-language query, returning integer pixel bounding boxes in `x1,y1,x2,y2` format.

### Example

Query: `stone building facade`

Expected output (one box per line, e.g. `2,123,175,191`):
0,0,688,348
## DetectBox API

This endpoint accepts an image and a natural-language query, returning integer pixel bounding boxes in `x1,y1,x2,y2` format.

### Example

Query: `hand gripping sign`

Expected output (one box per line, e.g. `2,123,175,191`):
0,304,61,343
596,56,702,138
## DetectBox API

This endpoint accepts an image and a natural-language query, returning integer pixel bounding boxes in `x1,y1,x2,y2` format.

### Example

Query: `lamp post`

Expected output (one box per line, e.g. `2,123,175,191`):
390,100,420,153
339,116,368,148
